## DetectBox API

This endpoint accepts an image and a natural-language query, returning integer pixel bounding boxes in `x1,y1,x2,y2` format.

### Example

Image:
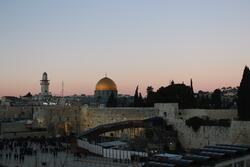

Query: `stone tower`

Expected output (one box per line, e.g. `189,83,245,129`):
40,72,50,96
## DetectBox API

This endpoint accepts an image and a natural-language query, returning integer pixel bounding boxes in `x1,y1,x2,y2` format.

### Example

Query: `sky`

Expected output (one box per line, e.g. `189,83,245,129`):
0,0,250,97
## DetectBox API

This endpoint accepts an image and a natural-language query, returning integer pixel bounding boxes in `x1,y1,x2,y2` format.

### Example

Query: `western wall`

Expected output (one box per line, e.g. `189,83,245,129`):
31,103,250,149
80,106,158,130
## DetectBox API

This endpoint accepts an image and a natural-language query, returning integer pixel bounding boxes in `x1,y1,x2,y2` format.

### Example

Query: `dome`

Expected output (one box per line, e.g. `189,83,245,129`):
42,72,48,80
95,77,117,91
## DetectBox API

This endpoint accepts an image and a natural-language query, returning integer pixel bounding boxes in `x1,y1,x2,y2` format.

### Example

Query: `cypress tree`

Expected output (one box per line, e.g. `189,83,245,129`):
238,66,250,120
138,93,144,107
190,79,196,108
190,79,194,94
134,86,139,107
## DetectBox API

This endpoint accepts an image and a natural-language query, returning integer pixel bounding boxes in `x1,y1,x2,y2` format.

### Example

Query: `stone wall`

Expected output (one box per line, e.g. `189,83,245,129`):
167,119,231,149
178,109,238,120
33,105,82,135
80,107,158,130
0,106,33,120
154,103,238,120
33,106,158,135
154,103,249,149
30,103,250,150
155,103,179,119
168,119,250,149
0,121,48,138
1,121,28,133
230,120,250,145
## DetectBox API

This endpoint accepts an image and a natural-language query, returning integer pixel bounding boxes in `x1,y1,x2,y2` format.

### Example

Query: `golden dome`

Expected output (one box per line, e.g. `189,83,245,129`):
95,77,117,91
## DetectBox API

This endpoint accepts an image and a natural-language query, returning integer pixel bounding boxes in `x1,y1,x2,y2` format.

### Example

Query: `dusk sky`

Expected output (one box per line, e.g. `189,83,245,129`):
0,0,250,97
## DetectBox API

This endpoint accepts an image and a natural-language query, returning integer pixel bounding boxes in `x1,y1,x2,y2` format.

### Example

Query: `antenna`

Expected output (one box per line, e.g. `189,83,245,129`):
62,80,64,97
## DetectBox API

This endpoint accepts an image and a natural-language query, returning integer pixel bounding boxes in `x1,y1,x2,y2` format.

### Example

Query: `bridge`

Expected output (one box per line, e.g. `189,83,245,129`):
77,117,177,160
79,117,173,139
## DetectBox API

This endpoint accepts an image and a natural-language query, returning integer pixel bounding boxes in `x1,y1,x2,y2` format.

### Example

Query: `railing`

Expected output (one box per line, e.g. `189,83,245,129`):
77,139,147,160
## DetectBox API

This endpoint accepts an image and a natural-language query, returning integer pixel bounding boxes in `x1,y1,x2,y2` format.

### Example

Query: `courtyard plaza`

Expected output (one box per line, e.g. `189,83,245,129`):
0,137,133,167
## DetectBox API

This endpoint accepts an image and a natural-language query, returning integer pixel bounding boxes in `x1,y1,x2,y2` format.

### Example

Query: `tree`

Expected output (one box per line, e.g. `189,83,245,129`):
133,86,139,107
138,93,144,107
190,79,194,94
145,86,155,107
153,83,195,109
106,92,117,107
198,94,211,109
147,86,154,96
211,89,222,109
190,79,196,107
238,66,250,120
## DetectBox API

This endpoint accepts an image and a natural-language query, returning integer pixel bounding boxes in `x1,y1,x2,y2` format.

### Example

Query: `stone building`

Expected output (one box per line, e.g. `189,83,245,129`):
38,72,52,101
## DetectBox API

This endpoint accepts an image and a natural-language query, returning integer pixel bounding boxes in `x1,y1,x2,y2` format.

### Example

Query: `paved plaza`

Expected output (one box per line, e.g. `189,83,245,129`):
0,151,132,167
0,137,133,167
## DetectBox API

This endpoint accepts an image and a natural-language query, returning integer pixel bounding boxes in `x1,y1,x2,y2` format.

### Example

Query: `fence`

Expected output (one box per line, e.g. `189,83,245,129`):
77,138,148,160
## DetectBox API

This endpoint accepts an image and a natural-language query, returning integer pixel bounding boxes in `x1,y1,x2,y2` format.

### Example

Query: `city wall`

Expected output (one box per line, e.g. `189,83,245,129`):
80,107,158,130
33,105,82,135
0,106,33,120
155,103,250,149
178,109,238,120
30,103,250,149
166,119,250,149
0,121,48,138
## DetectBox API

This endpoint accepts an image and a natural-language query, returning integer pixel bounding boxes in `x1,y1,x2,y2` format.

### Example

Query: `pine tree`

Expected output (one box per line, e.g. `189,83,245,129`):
238,66,250,120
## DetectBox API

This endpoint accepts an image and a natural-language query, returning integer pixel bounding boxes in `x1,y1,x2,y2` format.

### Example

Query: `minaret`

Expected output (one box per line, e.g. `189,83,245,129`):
40,72,50,96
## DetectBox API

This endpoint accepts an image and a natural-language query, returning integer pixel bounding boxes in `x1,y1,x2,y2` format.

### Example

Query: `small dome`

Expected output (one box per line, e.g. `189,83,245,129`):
42,72,48,80
95,77,117,91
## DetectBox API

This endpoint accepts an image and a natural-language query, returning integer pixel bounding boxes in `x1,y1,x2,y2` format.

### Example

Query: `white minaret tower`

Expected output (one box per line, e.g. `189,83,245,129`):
40,72,50,96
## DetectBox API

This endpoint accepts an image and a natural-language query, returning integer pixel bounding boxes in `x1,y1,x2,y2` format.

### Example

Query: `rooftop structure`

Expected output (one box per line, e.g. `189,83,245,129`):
146,144,250,167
